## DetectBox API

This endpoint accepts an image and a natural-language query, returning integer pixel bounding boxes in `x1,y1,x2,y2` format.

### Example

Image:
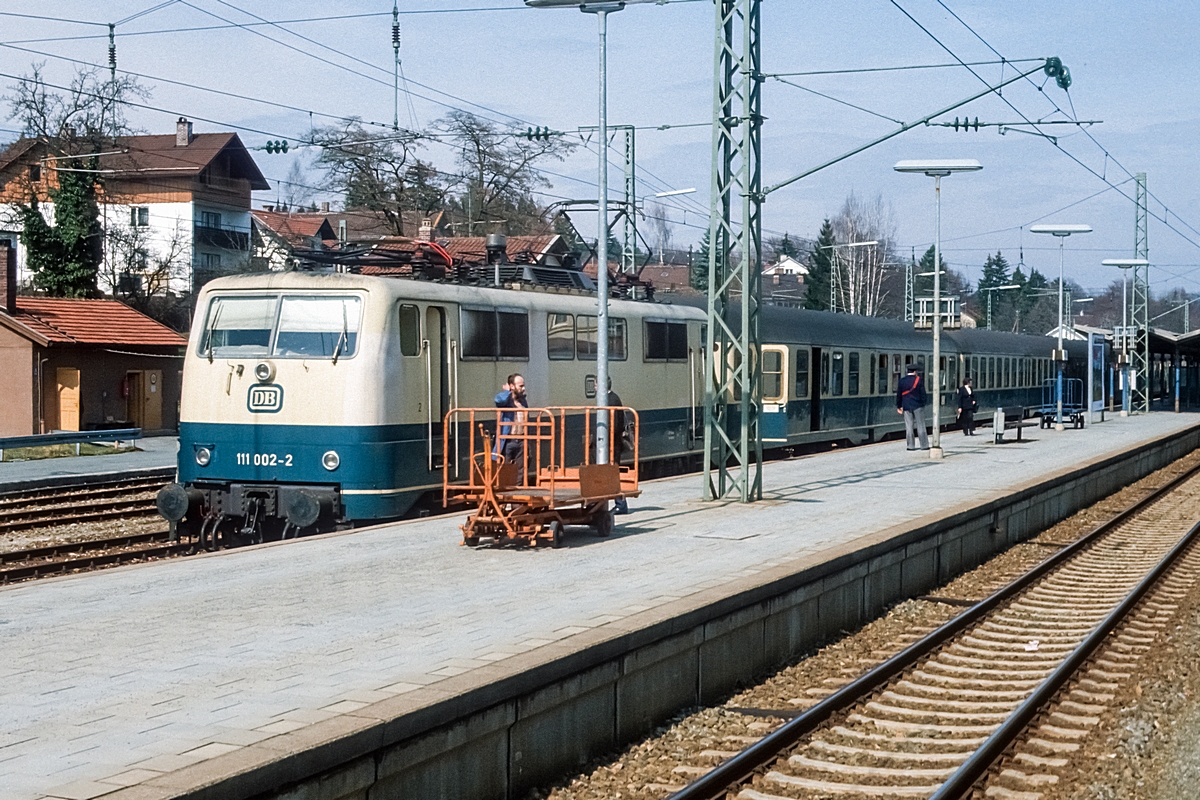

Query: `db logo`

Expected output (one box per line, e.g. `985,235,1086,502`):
247,384,284,413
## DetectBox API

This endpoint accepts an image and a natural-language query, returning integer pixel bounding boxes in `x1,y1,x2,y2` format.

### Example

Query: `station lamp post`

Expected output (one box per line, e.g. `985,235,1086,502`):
894,159,982,460
1031,224,1092,431
525,0,658,465
1102,258,1147,416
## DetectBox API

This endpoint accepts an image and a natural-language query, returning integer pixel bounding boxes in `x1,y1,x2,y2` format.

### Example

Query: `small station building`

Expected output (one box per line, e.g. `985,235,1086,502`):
0,245,187,437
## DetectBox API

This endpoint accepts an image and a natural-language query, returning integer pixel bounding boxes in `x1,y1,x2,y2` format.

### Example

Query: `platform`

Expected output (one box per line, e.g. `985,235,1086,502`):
3,414,1200,800
0,436,178,491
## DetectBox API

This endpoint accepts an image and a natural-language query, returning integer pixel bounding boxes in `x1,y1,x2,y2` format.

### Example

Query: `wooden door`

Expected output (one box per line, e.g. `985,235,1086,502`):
126,371,143,427
143,369,163,430
57,368,80,431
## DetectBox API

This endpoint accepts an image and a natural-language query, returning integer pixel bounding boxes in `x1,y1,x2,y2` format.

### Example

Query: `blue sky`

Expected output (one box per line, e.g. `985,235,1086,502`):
3,0,1198,295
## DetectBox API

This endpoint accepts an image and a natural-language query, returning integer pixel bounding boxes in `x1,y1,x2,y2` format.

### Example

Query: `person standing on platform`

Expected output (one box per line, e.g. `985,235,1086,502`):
957,376,978,436
494,374,528,485
896,362,930,451
606,378,629,514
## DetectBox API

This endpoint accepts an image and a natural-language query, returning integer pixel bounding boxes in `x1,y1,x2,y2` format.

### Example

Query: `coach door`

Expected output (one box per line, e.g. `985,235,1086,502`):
760,345,789,443
424,306,450,471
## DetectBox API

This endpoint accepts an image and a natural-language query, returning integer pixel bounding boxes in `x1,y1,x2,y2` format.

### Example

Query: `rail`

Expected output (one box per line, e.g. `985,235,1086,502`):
0,428,142,459
668,457,1200,800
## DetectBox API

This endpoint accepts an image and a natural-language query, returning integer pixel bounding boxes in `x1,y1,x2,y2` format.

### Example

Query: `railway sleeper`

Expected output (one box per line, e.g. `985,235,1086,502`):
761,770,941,797
807,739,971,765
786,753,957,780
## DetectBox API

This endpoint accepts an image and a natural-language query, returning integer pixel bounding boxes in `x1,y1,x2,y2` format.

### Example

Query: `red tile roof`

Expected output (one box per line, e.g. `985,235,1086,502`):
252,211,337,247
3,298,186,347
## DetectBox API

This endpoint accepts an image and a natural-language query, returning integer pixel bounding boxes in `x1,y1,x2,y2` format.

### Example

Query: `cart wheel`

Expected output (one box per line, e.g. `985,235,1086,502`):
464,535,480,548
549,521,564,549
595,509,614,538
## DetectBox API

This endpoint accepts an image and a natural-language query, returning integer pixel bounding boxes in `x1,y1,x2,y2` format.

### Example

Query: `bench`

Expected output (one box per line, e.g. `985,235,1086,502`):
990,408,1037,444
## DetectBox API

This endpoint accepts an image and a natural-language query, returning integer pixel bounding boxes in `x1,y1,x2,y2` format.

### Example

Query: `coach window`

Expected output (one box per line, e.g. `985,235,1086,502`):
763,350,784,401
821,351,831,396
547,313,574,360
831,351,845,396
795,348,809,399
970,356,978,385
877,354,888,394
398,304,421,357
848,352,860,395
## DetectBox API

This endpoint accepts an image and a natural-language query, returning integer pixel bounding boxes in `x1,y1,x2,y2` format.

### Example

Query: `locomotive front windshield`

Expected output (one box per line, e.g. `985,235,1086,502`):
199,294,362,359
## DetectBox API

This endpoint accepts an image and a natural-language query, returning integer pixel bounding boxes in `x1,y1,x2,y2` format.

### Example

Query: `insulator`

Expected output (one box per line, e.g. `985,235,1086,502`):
392,23,400,46
952,117,960,131
109,45,116,69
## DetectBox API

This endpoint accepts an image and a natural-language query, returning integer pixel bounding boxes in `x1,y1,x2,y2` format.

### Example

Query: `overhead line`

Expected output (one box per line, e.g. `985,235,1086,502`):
767,58,1043,78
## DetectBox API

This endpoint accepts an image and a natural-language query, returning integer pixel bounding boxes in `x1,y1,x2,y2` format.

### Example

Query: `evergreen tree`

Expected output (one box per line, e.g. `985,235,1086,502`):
978,251,1011,290
776,232,800,259
19,156,103,297
804,219,834,310
693,229,723,292
914,244,948,297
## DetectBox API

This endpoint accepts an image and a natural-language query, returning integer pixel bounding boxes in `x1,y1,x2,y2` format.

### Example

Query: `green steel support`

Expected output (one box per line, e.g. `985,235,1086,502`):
621,126,637,274
704,0,762,502
1133,172,1150,413
905,249,915,323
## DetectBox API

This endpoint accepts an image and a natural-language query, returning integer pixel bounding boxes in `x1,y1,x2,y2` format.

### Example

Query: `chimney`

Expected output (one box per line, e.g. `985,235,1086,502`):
175,117,193,147
417,217,433,242
263,204,274,212
1,241,17,316
320,201,330,213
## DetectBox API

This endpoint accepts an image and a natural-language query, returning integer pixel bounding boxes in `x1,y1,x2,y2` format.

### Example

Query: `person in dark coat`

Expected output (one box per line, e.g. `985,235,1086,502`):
606,379,629,514
895,363,929,450
957,376,978,436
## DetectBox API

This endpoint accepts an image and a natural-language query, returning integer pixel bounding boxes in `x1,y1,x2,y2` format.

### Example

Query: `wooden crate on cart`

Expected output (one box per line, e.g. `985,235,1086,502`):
442,406,639,548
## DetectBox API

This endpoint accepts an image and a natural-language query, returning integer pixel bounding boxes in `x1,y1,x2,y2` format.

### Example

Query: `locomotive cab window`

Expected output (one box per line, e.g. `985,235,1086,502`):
398,304,421,357
274,296,362,358
199,295,276,357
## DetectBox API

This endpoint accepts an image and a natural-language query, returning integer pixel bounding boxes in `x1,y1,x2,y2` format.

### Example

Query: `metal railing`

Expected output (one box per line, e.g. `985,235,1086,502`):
0,428,142,460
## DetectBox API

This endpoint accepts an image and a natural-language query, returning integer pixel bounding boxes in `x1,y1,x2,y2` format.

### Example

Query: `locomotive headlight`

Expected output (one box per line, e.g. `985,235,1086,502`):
195,447,212,467
321,450,340,471
254,361,275,383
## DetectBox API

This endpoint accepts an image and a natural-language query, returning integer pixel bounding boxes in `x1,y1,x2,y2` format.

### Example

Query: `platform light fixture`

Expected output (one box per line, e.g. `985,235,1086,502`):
1031,224,1092,430
1102,258,1148,416
526,0,660,467
894,159,982,460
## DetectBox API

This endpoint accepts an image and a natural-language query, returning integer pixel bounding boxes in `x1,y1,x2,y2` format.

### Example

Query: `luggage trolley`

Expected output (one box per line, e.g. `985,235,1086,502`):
442,406,639,548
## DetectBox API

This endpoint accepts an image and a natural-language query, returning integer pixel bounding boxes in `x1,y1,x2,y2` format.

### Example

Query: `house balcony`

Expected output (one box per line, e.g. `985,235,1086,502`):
194,224,249,251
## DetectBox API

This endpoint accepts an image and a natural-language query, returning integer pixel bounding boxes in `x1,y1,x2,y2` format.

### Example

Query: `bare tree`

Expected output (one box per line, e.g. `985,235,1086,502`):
311,120,440,236
437,110,576,235
280,159,314,212
646,202,673,262
6,63,147,155
101,220,191,319
830,192,897,316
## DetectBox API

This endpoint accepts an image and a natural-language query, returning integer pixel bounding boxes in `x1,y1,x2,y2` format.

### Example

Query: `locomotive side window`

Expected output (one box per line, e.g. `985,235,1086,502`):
644,321,688,361
831,351,845,396
497,311,529,359
398,304,421,357
848,352,860,395
577,316,627,361
199,295,277,357
461,309,529,360
547,313,574,360
795,349,809,399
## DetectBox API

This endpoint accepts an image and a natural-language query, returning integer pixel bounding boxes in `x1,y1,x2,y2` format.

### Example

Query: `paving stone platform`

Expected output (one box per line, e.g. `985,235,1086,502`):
3,414,1198,799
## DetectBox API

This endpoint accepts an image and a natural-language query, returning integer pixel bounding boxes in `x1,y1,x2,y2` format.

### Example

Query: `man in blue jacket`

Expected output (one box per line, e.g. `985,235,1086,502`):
494,374,528,485
896,362,930,451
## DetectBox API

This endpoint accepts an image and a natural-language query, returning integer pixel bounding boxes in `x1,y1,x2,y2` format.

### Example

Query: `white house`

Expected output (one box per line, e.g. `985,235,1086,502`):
0,118,269,294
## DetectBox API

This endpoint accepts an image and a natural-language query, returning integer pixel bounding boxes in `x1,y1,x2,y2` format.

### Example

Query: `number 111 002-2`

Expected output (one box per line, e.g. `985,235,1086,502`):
237,453,293,467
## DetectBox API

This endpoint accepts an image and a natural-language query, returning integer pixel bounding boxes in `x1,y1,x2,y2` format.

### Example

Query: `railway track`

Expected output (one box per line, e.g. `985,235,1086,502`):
0,475,166,533
0,530,187,584
667,461,1200,800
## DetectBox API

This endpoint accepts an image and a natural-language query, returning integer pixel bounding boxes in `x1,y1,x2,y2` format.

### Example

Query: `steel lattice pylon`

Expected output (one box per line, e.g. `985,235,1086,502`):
703,0,762,502
620,126,637,274
1133,172,1150,413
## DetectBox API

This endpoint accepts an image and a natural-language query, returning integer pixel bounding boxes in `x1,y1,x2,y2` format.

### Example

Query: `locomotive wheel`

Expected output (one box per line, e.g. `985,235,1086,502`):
464,535,480,547
548,521,564,549
595,509,613,538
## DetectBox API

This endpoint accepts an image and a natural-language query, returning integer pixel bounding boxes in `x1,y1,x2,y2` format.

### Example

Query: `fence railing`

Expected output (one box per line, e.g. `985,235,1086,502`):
0,428,142,459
